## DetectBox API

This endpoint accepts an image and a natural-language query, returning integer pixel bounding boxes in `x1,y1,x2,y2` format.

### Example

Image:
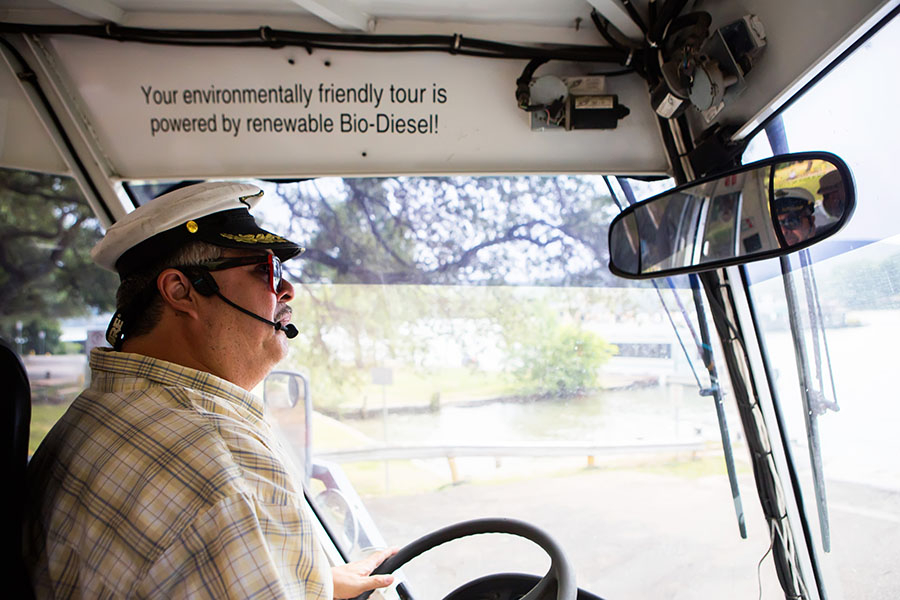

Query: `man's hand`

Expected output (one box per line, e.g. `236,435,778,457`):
332,547,399,599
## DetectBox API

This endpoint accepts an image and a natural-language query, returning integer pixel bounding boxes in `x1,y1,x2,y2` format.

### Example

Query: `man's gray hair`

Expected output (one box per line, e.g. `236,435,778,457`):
115,241,224,338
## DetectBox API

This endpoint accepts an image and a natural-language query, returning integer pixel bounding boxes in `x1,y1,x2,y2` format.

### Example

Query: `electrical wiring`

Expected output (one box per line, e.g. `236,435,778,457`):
620,0,648,35
700,269,808,600
2,7,717,132
0,22,635,65
588,9,637,53
757,520,777,600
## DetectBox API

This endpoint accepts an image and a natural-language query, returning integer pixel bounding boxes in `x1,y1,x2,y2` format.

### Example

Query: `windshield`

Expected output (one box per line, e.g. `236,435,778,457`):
228,172,789,598
742,13,900,598
8,122,788,600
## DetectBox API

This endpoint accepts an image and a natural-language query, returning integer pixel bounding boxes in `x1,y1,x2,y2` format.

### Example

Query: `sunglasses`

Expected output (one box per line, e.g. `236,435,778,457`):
777,213,808,229
198,254,284,294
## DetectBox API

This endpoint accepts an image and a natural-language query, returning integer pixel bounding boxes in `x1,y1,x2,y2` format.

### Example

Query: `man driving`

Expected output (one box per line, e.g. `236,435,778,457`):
23,182,395,599
774,187,817,246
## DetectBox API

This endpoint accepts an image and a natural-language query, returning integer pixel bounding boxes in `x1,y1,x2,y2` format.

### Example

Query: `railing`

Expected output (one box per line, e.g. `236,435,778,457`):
317,440,709,483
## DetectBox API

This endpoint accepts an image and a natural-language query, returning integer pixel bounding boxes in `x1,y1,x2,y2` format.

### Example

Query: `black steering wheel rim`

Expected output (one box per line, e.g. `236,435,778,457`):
351,517,576,600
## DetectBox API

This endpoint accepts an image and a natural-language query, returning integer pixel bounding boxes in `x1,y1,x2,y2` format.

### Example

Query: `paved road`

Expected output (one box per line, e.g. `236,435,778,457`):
362,469,899,599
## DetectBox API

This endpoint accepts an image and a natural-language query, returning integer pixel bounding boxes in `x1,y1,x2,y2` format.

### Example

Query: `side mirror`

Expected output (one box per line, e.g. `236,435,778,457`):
264,370,312,482
264,370,308,409
608,152,855,278
315,488,360,552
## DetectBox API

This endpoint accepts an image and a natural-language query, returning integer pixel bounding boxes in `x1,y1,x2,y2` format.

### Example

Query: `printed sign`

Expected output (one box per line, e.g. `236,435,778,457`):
48,36,670,178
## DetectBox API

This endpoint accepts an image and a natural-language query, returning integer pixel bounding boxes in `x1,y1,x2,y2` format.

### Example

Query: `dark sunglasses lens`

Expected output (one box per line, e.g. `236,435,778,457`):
781,214,802,228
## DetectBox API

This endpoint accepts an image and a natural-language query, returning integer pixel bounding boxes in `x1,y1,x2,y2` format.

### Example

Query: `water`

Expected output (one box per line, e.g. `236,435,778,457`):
333,315,900,493
760,318,900,490
346,385,733,447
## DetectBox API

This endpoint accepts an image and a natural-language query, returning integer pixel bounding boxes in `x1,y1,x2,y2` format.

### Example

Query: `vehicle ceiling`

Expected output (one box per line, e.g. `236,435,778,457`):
0,0,894,185
7,0,599,28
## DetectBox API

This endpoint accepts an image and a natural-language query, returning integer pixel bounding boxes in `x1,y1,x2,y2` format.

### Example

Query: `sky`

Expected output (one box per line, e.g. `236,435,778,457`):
743,15,900,244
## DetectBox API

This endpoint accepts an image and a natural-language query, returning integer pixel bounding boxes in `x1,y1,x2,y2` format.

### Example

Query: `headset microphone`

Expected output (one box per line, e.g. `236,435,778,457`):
213,290,299,338
185,269,298,339
279,323,299,338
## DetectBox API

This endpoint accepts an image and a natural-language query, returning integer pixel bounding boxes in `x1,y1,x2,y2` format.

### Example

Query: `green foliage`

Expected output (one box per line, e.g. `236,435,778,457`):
283,284,618,410
499,299,616,396
0,168,117,353
772,159,832,199
0,317,63,355
524,324,615,395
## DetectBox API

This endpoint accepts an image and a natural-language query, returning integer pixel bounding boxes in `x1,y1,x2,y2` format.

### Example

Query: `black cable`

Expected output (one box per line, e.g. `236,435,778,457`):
0,22,631,65
515,57,550,109
621,0,648,35
656,116,687,183
737,265,828,599
649,0,689,45
700,271,806,598
602,176,625,212
664,12,711,57
588,67,636,77
589,9,629,53
588,8,643,55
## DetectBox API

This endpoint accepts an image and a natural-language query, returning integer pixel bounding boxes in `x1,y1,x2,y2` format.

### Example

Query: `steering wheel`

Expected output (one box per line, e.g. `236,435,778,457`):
351,517,577,600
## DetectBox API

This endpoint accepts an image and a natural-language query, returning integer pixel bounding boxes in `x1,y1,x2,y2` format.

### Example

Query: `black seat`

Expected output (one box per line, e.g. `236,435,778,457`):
1,337,35,598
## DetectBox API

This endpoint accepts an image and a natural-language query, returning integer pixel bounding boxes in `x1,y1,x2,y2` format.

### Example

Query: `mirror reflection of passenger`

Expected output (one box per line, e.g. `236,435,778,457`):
817,169,845,219
774,187,817,246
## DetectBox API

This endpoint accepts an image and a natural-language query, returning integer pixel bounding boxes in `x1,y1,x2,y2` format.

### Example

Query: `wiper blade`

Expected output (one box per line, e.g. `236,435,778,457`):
781,250,832,552
690,274,747,539
612,176,747,539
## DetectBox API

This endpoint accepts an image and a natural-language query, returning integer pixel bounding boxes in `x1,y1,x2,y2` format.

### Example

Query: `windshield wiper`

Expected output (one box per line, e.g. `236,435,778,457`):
653,276,748,539
610,176,747,539
798,251,841,416
689,274,748,539
780,250,838,552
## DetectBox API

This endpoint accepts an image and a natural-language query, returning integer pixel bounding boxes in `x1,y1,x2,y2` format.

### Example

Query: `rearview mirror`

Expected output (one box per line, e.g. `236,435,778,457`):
608,152,855,279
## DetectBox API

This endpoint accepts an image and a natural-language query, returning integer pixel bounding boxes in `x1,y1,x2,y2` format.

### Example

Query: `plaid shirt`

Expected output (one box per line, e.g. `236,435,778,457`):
25,349,332,599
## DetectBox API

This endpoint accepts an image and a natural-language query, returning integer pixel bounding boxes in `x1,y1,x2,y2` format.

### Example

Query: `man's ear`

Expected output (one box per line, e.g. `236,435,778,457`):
157,268,201,318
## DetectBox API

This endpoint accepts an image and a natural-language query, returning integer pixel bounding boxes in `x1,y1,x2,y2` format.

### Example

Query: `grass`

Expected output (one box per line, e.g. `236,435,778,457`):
773,161,833,199
29,402,71,454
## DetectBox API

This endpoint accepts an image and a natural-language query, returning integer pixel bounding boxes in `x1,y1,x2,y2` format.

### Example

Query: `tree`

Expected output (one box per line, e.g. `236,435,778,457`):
260,175,626,408
508,311,616,396
0,168,117,353
270,175,622,286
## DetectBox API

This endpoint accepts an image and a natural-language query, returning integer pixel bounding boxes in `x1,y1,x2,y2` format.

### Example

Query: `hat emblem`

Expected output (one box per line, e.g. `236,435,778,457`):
219,232,288,244
186,220,199,233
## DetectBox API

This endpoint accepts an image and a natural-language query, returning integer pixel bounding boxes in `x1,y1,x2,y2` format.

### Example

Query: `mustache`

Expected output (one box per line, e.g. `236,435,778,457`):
276,305,293,322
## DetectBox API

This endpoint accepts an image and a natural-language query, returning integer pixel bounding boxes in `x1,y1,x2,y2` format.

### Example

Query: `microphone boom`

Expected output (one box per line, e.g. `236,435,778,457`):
214,291,298,339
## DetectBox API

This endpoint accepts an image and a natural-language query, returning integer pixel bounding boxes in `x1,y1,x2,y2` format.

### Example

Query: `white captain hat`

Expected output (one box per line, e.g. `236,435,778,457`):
92,181,304,276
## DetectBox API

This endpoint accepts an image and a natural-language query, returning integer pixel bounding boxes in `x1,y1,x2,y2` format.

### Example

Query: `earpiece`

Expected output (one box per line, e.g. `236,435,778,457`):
178,267,218,296
174,266,297,339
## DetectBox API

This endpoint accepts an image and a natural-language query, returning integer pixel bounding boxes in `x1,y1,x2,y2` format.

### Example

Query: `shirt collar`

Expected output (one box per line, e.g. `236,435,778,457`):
89,348,266,421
